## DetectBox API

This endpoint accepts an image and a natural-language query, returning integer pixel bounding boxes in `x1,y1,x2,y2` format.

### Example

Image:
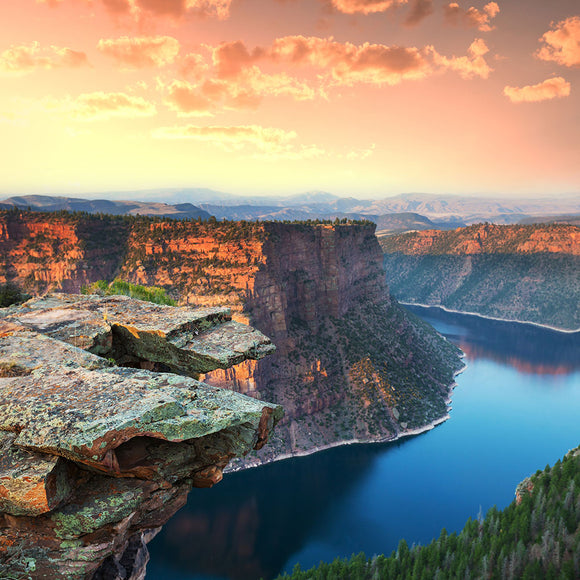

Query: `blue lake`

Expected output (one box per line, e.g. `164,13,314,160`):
147,306,580,580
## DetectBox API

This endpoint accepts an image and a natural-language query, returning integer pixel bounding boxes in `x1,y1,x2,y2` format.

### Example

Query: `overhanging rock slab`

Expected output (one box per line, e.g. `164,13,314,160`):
0,432,72,517
0,294,282,578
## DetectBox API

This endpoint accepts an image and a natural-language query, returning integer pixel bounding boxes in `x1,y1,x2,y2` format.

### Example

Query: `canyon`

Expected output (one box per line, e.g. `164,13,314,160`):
381,223,580,331
0,210,463,469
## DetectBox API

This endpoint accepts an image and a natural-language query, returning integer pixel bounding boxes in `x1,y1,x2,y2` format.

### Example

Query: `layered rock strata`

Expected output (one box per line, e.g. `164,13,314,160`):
380,223,580,330
0,211,463,469
0,295,281,579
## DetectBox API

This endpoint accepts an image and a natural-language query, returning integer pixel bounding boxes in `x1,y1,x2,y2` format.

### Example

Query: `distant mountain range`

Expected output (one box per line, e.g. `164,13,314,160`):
0,195,211,221
1,192,578,230
518,214,580,226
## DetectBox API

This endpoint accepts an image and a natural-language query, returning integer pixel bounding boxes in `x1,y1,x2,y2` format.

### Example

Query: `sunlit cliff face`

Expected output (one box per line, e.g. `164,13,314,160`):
0,0,579,197
0,213,464,467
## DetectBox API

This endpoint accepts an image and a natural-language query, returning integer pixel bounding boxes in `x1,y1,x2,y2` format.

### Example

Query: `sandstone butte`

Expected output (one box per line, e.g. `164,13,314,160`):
0,293,282,579
0,211,464,469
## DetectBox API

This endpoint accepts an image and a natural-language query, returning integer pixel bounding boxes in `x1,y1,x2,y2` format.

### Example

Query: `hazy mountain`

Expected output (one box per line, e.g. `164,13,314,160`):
519,214,580,226
86,188,234,205
2,192,578,227
334,193,580,224
373,212,464,235
0,195,211,220
193,192,580,224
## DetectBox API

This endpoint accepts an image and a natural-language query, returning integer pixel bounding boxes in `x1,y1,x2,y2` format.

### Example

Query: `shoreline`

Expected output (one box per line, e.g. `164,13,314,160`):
400,301,580,334
228,357,468,473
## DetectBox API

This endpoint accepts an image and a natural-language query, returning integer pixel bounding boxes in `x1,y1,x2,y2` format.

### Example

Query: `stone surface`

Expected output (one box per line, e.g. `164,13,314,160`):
0,362,281,471
0,432,71,517
0,293,274,373
0,295,281,579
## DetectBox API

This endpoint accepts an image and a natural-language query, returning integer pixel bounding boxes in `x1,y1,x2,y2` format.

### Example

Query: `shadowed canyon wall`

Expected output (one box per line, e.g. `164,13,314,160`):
380,224,580,331
0,211,463,467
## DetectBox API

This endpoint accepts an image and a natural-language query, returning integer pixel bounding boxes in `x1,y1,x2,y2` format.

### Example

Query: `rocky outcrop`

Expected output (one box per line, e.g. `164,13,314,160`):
0,211,463,469
0,295,281,579
381,224,580,330
2,293,275,375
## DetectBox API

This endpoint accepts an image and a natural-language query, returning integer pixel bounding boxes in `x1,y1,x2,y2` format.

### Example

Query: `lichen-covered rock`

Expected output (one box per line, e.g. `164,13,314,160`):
0,355,281,473
0,432,71,517
0,295,281,579
1,293,274,374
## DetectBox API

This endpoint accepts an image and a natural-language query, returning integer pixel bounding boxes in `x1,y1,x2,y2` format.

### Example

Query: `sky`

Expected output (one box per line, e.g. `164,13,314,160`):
0,0,579,199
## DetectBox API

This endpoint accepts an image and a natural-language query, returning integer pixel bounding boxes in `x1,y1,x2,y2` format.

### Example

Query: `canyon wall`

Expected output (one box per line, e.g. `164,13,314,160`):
381,224,580,331
0,211,463,466
0,211,130,292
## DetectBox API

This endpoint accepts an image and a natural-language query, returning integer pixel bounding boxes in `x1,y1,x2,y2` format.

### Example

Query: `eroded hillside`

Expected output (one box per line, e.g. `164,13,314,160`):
380,223,580,330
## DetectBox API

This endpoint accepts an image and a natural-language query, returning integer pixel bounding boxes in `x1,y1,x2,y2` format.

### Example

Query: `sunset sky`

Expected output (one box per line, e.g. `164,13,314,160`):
0,0,578,198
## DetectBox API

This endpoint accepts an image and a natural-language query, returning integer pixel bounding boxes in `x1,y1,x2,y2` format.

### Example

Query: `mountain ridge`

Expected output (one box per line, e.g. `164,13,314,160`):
2,192,579,226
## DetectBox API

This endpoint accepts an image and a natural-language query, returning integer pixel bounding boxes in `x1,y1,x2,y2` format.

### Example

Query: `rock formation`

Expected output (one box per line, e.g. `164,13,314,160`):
0,294,281,579
0,211,463,469
380,223,580,330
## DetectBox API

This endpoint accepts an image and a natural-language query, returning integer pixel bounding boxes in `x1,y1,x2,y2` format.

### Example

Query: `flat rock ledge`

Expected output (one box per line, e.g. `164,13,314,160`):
0,294,282,580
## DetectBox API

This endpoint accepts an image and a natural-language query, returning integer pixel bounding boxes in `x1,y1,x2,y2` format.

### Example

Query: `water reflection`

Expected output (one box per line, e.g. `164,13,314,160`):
405,305,580,375
147,308,580,580
147,442,388,580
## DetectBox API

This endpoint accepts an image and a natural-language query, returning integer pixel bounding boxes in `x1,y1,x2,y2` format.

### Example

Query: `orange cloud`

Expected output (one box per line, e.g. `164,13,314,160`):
432,38,492,79
165,69,316,115
179,53,210,79
213,41,264,79
536,16,580,68
97,36,180,68
330,0,407,15
101,0,132,13
136,0,233,18
404,0,434,27
444,2,499,32
165,80,213,116
162,36,493,117
210,36,492,88
38,0,233,19
63,91,157,121
269,36,433,85
165,78,255,115
0,42,89,74
503,77,571,103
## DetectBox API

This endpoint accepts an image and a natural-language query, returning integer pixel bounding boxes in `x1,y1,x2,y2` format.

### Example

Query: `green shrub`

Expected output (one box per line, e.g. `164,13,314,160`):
81,279,176,306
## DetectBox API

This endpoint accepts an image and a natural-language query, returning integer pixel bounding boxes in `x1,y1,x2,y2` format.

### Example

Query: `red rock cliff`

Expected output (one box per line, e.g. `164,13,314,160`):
0,212,129,292
0,211,463,466
380,222,580,330
380,223,580,256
